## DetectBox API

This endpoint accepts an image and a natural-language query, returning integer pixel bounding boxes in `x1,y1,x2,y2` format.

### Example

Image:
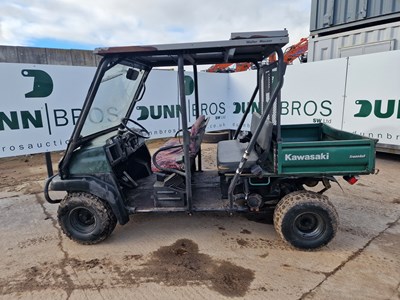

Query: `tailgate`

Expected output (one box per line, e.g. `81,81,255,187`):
277,124,377,175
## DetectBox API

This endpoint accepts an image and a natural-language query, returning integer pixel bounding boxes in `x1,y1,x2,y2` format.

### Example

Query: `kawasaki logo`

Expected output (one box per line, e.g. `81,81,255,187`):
285,153,330,161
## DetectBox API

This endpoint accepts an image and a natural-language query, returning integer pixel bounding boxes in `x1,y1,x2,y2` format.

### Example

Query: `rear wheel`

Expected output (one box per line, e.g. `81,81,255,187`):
273,190,338,250
58,192,117,245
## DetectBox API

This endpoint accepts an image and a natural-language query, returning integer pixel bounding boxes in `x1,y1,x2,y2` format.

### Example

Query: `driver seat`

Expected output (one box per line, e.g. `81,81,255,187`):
152,115,209,173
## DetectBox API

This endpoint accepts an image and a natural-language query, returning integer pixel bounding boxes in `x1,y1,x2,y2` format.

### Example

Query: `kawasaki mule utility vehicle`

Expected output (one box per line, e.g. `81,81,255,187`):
45,30,377,249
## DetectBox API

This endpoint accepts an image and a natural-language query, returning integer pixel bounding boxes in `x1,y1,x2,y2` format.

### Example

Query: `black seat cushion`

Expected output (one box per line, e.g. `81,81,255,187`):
217,140,258,173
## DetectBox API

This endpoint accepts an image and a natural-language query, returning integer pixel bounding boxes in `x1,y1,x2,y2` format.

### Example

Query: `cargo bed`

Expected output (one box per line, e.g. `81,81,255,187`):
277,123,377,175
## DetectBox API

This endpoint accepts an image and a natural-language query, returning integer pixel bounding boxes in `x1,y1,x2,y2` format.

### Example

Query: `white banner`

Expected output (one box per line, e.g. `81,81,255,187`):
281,58,348,129
343,50,400,145
1,50,399,158
0,64,94,157
136,71,230,137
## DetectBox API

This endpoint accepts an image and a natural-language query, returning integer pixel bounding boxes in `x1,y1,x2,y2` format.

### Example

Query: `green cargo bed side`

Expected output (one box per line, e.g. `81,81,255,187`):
277,124,377,175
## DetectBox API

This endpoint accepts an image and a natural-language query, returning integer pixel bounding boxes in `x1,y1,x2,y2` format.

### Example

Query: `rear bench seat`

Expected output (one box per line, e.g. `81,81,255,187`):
217,112,273,173
152,115,209,173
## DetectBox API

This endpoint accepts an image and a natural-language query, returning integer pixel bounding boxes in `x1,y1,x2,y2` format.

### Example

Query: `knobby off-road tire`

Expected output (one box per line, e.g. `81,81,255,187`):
273,190,339,250
58,192,117,245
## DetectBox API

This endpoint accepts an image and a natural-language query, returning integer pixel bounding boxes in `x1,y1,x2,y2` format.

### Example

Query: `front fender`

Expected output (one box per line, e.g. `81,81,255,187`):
46,174,129,225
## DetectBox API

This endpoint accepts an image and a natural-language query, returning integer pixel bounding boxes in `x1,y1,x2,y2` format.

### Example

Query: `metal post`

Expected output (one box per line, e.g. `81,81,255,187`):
276,91,282,142
258,67,263,111
45,152,54,177
178,55,193,211
193,64,202,171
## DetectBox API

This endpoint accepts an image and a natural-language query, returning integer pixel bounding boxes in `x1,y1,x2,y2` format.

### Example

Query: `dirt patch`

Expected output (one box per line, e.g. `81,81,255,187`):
136,239,254,297
392,198,400,204
236,238,250,247
123,254,143,261
0,239,254,297
69,258,102,269
227,236,289,250
17,235,55,249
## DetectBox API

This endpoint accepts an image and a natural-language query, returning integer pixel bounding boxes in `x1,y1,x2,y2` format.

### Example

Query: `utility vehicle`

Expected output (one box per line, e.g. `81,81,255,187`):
45,30,377,249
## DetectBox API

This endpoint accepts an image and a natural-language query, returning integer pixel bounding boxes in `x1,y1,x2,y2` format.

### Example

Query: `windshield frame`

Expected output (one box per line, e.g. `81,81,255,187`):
72,57,150,144
59,57,150,177
79,60,147,138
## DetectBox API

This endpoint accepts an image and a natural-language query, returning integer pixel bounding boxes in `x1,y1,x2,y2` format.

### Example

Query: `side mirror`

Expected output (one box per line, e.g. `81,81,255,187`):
126,68,139,80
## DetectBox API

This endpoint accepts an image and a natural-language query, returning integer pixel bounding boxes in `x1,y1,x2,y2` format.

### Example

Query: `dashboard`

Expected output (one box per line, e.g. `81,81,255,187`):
105,129,147,167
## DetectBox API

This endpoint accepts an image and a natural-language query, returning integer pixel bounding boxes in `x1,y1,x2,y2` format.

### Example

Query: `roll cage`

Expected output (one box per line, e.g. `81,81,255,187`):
59,30,289,209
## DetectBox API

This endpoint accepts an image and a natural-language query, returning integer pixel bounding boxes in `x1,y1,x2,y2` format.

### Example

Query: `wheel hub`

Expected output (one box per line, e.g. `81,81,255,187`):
293,212,324,239
70,207,96,233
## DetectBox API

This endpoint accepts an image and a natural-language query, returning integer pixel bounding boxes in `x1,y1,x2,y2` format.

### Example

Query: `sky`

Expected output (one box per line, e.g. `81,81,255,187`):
0,0,311,50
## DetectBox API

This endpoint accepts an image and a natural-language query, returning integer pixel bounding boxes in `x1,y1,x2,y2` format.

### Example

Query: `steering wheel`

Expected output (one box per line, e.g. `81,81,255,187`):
120,118,150,139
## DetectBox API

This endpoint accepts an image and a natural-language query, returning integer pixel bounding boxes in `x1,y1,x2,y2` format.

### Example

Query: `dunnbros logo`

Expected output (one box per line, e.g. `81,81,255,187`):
1,69,53,131
135,75,226,121
354,99,400,118
21,69,53,98
0,110,44,131
1,69,121,133
0,108,82,132
1,69,72,154
0,69,82,134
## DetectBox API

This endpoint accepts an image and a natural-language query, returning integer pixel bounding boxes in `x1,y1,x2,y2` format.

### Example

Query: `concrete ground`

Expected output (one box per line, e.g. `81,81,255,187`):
0,146,399,299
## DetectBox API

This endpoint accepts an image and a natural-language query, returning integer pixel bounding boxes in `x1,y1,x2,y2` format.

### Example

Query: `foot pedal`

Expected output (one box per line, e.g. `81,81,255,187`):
155,172,168,182
164,173,184,189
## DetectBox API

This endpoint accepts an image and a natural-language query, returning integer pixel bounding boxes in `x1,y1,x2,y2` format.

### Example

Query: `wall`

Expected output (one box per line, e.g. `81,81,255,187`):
0,45,100,66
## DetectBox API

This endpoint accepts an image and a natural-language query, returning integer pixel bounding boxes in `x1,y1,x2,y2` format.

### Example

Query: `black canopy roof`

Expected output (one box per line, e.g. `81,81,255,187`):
94,30,289,67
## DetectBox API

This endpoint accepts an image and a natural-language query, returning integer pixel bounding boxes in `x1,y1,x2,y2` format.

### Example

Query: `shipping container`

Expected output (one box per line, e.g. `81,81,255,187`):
308,20,400,61
310,0,400,35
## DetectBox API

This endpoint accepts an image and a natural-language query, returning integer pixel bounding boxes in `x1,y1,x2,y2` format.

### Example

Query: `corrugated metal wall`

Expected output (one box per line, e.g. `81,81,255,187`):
311,0,400,35
0,45,100,66
308,20,400,61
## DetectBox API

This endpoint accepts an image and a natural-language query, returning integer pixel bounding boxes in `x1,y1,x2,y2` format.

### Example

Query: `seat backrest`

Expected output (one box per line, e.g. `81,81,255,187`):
250,112,273,154
189,115,209,157
250,112,260,134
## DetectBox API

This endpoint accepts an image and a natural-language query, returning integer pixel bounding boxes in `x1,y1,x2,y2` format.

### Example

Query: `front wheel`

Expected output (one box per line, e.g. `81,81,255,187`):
273,191,338,250
58,192,117,245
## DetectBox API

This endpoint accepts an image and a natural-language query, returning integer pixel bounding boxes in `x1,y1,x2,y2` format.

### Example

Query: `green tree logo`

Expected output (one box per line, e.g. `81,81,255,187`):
22,69,53,98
